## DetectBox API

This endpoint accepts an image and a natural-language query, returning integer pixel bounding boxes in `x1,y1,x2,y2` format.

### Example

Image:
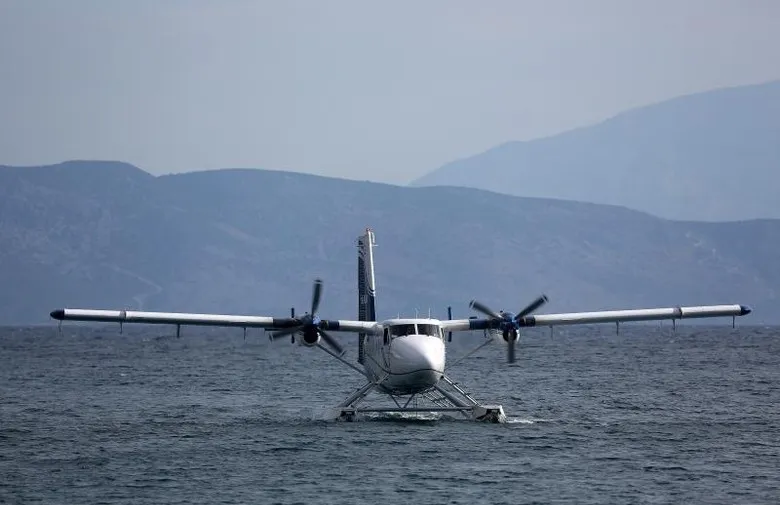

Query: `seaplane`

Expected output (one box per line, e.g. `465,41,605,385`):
50,228,752,423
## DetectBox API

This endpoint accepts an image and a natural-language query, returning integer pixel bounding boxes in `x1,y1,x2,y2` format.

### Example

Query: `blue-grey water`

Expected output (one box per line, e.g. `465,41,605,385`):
2,324,779,504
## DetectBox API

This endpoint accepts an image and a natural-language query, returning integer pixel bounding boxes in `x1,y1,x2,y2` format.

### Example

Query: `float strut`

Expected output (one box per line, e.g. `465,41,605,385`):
616,321,619,335
119,321,123,335
176,324,181,338
732,316,735,329
243,327,247,341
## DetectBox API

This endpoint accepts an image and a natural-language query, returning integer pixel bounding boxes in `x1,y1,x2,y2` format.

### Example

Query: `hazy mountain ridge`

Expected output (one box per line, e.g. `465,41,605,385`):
411,81,780,221
1,161,778,325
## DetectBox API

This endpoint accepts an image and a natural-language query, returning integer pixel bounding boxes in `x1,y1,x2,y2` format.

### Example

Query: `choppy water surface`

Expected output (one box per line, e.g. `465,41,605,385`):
2,324,779,504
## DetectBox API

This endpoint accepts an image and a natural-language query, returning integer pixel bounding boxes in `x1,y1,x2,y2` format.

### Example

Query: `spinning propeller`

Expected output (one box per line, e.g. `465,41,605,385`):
268,279,345,356
469,294,548,363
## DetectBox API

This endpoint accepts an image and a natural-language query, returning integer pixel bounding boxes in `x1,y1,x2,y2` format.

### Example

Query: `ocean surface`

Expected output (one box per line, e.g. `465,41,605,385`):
2,323,779,504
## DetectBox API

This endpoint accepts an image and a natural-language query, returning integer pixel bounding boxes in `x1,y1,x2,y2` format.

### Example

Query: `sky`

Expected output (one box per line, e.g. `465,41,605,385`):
1,1,779,184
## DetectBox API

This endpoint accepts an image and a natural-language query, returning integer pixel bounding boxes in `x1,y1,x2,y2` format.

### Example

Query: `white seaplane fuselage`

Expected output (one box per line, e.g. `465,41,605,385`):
361,318,447,395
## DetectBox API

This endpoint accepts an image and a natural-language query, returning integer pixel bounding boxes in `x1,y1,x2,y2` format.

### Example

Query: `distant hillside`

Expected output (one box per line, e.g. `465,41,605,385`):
1,160,778,325
412,81,780,221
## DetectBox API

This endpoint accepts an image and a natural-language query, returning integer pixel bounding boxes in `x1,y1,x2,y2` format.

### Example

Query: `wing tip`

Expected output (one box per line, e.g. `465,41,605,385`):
50,309,65,320
740,305,752,316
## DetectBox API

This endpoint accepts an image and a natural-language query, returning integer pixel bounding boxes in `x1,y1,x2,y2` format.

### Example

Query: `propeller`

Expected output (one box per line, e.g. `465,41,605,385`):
447,306,453,342
269,279,345,356
468,294,548,363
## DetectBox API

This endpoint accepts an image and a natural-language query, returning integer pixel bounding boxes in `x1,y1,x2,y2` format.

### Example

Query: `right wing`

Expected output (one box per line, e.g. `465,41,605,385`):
441,304,752,332
49,308,378,333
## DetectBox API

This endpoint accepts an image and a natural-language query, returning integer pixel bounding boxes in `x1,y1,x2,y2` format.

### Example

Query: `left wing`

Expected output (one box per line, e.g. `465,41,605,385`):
49,308,378,333
441,304,752,332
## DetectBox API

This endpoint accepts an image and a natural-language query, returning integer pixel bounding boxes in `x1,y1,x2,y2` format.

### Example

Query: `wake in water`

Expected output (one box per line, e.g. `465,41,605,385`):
504,416,555,424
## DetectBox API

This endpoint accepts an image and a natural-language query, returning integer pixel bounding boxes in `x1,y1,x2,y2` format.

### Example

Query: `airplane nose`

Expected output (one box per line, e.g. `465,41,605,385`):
389,334,445,375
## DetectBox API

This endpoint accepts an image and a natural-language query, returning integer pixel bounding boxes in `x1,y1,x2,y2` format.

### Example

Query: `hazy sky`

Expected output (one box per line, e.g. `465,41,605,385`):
2,1,779,183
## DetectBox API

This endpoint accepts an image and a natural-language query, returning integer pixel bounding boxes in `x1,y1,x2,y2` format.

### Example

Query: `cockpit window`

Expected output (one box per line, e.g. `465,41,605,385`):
387,323,442,338
389,324,416,337
417,324,440,336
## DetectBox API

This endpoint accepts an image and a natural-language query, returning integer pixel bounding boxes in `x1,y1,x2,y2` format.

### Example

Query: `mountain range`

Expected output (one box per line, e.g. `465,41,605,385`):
412,80,780,222
1,161,777,325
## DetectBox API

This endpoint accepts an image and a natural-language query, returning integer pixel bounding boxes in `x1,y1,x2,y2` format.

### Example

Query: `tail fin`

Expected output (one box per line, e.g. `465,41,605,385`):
357,228,377,363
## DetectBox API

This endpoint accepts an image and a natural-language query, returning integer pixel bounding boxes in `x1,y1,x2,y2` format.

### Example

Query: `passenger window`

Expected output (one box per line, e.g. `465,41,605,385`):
383,328,389,344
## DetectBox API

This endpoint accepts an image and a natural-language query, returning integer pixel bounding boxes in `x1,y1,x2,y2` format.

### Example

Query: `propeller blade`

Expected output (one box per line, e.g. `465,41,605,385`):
447,306,453,342
269,326,300,340
311,279,323,315
514,294,548,320
318,329,345,356
508,334,516,363
469,299,502,320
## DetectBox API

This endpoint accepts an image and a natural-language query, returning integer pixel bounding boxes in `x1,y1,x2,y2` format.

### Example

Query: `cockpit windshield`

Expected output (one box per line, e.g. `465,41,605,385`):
416,324,440,336
388,323,441,338
389,324,416,337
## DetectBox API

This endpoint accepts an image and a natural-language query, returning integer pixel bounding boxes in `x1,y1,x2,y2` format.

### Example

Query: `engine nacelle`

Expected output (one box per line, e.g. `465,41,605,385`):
486,328,518,344
300,327,321,347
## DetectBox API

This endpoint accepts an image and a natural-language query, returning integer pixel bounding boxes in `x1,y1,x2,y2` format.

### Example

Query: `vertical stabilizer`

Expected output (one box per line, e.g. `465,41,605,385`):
357,228,377,363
